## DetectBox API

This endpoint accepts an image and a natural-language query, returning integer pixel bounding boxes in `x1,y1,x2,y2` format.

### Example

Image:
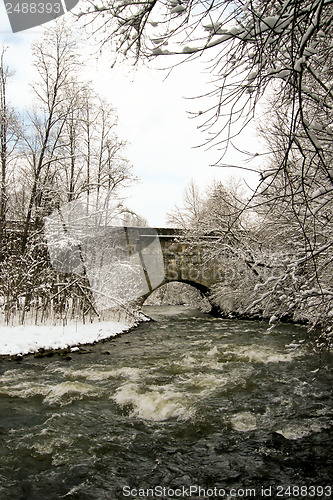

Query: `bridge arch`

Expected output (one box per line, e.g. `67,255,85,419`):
172,279,209,295
140,279,212,311
112,226,221,309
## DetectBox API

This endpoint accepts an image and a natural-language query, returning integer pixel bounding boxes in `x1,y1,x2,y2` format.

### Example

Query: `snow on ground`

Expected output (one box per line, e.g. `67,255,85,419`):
0,321,130,356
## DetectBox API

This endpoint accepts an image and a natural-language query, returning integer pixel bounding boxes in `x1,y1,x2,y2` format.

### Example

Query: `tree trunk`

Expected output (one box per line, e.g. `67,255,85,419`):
0,50,7,245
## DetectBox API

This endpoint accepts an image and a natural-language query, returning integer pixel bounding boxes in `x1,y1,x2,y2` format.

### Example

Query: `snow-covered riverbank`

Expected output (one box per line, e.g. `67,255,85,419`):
0,320,130,356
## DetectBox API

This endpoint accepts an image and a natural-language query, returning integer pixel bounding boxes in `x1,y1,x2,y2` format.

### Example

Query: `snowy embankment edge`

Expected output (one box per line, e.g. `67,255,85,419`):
0,320,134,357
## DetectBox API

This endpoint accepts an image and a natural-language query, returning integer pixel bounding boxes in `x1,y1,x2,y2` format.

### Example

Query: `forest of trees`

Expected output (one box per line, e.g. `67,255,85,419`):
78,0,333,347
0,23,138,325
169,177,332,347
0,1,332,348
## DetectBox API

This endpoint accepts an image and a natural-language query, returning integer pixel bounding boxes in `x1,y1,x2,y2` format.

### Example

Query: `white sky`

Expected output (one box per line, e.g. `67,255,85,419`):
0,6,262,227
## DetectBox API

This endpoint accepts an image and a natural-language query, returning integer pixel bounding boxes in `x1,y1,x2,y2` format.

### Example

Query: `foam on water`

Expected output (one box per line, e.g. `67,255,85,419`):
43,381,101,405
231,412,257,432
179,354,197,366
275,420,331,440
221,345,301,364
112,360,258,422
51,365,146,382
179,370,247,396
112,382,194,421
0,308,331,498
0,370,27,383
33,434,75,456
207,345,219,356
0,380,50,399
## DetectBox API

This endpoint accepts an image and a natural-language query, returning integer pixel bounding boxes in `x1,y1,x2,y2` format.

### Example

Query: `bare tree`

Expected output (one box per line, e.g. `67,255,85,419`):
55,84,136,215
245,98,333,340
0,47,20,244
20,22,81,252
168,179,203,228
80,92,134,197
0,25,140,325
0,48,7,241
59,81,87,203
80,0,332,160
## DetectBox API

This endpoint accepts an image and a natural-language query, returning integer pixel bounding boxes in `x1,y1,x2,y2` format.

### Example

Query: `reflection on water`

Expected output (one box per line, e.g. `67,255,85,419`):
0,306,332,499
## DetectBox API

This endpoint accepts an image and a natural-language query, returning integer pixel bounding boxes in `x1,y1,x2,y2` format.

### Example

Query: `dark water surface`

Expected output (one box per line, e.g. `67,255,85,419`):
0,306,332,499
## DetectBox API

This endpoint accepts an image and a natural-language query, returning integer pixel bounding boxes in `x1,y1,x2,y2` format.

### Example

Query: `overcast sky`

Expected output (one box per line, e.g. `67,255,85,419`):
0,6,262,227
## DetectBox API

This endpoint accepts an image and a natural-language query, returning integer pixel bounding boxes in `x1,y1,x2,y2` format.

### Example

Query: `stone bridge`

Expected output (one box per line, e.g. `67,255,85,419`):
43,221,222,309
9,220,223,310
114,226,221,303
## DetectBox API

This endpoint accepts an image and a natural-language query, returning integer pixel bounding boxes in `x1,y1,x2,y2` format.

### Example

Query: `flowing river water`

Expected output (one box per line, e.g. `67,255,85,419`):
0,306,332,499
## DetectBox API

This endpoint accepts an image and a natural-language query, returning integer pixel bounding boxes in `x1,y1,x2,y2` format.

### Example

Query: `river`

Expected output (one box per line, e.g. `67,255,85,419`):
0,306,332,499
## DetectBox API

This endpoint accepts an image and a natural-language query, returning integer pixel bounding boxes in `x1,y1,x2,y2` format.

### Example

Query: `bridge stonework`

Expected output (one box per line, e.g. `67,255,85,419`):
133,227,222,302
